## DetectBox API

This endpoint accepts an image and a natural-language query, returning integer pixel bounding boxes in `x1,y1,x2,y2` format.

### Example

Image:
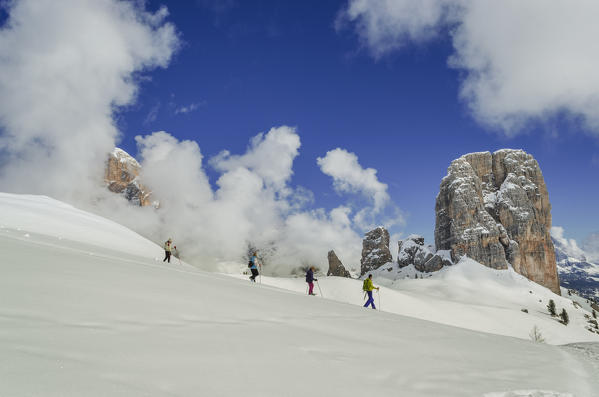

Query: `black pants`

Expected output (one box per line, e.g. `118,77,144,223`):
163,251,171,263
250,268,259,281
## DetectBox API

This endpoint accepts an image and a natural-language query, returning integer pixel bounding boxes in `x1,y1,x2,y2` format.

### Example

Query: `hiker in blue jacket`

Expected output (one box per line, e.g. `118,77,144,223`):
306,266,317,295
249,251,260,282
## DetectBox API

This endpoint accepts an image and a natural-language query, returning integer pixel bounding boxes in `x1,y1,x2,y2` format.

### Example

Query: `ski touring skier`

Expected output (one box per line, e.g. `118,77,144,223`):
305,266,317,295
362,274,379,309
163,238,175,263
249,251,260,282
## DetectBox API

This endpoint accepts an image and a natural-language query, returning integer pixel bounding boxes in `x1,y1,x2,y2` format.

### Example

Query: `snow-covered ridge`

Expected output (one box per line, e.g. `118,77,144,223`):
0,192,160,258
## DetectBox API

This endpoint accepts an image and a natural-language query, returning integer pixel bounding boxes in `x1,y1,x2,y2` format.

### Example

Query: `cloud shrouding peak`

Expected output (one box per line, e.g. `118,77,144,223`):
340,0,599,136
0,0,179,200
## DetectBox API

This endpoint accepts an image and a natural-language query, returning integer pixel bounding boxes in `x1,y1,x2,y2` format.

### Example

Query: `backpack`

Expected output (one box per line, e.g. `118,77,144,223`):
362,279,369,291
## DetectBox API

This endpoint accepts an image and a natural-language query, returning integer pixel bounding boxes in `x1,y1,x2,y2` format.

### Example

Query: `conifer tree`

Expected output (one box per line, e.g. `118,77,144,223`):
560,308,569,326
547,299,556,316
593,309,597,319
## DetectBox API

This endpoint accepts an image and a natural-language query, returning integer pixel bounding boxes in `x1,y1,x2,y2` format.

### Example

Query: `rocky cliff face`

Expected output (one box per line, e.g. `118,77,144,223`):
435,149,560,294
360,227,393,275
105,148,151,206
327,250,351,278
398,235,452,273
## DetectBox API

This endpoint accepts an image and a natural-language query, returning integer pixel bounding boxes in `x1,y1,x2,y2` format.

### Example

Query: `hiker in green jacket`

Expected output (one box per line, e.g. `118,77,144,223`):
363,274,379,309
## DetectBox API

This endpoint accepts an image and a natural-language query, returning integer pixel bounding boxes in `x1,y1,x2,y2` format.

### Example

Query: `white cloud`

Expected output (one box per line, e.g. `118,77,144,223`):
0,0,179,200
127,129,364,274
341,0,599,135
583,232,599,263
338,0,458,59
550,226,586,259
144,102,161,124
174,101,205,115
211,126,301,192
317,148,403,232
317,148,389,212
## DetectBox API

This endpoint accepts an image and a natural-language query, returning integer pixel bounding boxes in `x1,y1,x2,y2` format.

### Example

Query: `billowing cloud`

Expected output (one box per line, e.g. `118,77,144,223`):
126,129,363,274
211,126,301,192
340,0,599,135
317,148,403,232
0,0,179,200
551,226,586,259
0,0,395,275
338,0,457,58
317,148,389,212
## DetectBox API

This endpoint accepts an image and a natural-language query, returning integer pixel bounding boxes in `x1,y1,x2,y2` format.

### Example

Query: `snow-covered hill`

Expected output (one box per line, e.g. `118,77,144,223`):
0,193,160,258
1,193,598,396
252,258,599,345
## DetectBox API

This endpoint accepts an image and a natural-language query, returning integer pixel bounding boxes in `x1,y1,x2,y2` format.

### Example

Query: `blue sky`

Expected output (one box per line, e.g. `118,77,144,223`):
0,0,597,261
110,0,599,244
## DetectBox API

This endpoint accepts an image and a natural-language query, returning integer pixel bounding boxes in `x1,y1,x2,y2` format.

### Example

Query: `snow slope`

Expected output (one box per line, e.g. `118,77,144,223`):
1,193,598,396
0,193,161,258
252,258,599,345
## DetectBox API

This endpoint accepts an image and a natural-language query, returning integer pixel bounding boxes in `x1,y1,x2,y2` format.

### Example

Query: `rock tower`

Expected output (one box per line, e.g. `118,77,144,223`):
360,227,393,276
435,149,560,294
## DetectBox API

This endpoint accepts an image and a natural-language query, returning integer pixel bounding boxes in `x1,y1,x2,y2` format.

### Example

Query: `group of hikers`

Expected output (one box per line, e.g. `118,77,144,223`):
163,241,380,309
306,267,380,309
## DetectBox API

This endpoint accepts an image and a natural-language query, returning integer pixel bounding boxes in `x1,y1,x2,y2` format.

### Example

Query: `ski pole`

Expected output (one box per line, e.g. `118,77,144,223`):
377,289,381,311
316,280,323,298
259,264,262,284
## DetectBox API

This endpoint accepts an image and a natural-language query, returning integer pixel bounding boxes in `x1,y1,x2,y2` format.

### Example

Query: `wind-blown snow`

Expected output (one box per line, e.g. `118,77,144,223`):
1,193,598,396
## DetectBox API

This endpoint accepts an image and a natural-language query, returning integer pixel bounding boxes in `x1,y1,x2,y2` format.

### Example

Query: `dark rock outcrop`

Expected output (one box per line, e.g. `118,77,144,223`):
360,227,393,275
327,250,351,278
435,149,560,294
